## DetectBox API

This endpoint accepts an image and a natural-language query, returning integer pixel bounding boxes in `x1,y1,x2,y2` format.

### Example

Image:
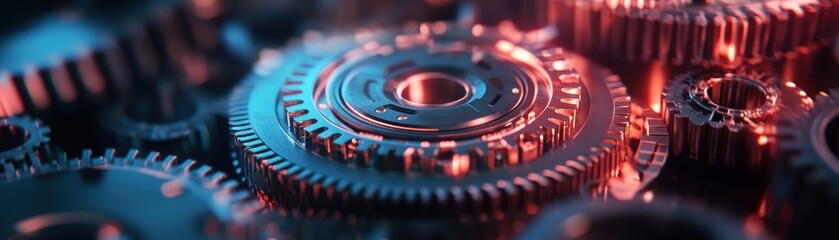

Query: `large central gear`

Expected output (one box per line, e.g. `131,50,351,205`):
282,26,581,175
230,22,631,216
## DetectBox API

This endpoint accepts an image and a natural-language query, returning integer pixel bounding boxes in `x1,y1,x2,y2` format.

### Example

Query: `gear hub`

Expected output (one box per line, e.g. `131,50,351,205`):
230,22,632,216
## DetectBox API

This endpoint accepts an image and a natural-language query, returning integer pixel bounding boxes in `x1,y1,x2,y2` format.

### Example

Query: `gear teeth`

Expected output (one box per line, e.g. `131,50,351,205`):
100,86,224,172
767,88,839,238
0,148,263,239
0,0,220,117
0,115,55,180
663,66,812,171
557,0,839,65
230,23,632,217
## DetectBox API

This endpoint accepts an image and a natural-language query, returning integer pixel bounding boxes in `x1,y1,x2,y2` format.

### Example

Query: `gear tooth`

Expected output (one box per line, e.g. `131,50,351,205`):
231,23,636,218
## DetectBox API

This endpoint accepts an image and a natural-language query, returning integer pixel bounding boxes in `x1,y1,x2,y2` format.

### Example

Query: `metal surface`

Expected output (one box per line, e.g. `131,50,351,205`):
0,149,262,239
556,0,839,65
663,66,812,171
517,199,762,240
230,22,631,216
0,116,52,179
768,88,839,239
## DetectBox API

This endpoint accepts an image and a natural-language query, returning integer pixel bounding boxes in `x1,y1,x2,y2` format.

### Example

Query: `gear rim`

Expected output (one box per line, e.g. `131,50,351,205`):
230,23,631,216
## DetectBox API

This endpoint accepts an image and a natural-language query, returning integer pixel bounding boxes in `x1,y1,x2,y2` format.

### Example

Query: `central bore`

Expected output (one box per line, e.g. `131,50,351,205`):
705,77,768,110
0,124,26,152
396,72,469,106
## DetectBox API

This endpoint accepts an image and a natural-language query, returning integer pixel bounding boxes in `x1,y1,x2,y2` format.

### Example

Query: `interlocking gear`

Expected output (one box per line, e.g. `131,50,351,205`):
0,149,262,239
517,199,762,239
0,116,53,179
230,22,631,216
768,88,839,239
556,0,839,65
0,0,220,117
662,66,812,171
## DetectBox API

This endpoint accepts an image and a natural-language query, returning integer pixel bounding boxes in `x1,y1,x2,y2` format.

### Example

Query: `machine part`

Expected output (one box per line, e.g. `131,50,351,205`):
662,66,812,171
516,200,764,240
585,105,669,201
0,0,223,117
556,0,839,65
99,80,232,175
0,116,53,179
472,0,556,31
230,22,631,216
768,89,839,239
0,149,262,239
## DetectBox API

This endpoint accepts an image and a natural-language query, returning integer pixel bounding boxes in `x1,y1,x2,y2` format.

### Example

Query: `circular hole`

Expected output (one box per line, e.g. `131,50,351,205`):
579,214,712,240
397,73,469,106
705,77,768,110
0,124,27,152
824,114,839,160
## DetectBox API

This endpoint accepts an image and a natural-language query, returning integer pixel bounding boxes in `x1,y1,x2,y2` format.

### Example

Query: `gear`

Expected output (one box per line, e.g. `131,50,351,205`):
99,80,232,175
662,66,812,171
0,148,262,239
0,116,53,179
556,0,839,65
767,88,839,239
230,22,631,216
586,105,670,201
0,0,223,117
517,200,762,239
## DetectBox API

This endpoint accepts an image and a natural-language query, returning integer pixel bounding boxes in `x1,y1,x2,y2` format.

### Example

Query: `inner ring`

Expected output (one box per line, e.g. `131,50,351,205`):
815,109,839,174
395,72,472,108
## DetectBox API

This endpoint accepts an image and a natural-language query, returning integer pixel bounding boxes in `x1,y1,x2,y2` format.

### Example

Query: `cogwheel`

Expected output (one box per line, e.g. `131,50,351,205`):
556,0,839,65
585,104,669,201
517,199,764,239
0,0,222,117
767,88,839,239
472,0,558,30
0,148,263,239
662,66,812,171
99,80,232,175
0,116,54,179
230,22,631,216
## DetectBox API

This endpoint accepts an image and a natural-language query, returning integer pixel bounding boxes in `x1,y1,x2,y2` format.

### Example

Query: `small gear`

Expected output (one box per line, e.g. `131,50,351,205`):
556,0,839,65
99,80,231,175
662,66,812,171
0,149,263,239
767,88,839,239
517,200,763,239
230,22,631,216
0,115,53,179
0,0,223,117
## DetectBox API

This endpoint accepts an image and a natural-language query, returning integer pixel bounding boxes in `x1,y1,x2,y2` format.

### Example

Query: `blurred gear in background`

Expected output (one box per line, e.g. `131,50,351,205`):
0,0,838,239
0,149,263,239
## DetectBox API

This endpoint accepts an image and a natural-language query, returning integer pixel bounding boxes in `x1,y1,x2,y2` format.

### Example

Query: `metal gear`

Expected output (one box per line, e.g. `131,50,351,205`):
99,80,232,175
662,66,812,171
556,0,839,65
230,22,631,216
0,149,262,239
0,116,53,179
0,0,222,117
517,200,763,240
767,88,839,239
585,105,669,201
